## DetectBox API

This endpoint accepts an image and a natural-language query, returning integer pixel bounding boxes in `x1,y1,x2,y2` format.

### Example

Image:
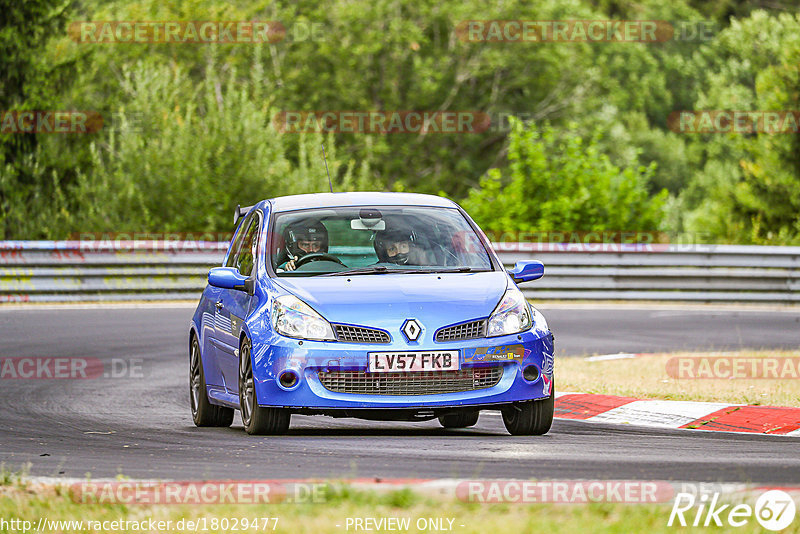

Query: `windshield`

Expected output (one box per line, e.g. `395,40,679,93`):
270,206,493,276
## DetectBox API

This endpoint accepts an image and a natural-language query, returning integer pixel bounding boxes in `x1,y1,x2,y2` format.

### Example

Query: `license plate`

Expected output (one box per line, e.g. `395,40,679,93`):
368,351,460,373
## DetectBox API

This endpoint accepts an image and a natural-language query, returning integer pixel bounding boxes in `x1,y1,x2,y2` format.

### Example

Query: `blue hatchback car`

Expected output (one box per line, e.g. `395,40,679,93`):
189,192,554,435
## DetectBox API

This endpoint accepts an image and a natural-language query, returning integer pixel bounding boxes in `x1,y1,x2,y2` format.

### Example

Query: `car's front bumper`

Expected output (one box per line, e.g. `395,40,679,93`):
249,329,554,410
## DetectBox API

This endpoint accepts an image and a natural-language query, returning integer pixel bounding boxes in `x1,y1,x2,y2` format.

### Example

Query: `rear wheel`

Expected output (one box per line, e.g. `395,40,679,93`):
239,338,291,435
438,411,480,429
502,382,554,436
190,336,234,427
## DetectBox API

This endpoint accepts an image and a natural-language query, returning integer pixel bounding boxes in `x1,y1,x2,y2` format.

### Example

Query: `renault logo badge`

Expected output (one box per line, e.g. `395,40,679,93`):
401,319,422,342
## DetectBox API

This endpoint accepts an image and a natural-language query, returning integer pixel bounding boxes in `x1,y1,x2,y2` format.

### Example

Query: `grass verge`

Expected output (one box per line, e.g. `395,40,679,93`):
0,482,736,534
559,350,800,407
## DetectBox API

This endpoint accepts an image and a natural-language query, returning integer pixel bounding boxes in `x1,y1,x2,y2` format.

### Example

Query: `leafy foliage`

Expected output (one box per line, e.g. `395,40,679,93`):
2,0,800,244
676,11,800,244
463,119,666,235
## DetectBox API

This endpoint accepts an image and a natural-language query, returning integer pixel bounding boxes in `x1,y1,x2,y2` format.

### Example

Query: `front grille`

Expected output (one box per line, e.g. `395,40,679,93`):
317,367,503,395
435,320,486,342
333,324,391,344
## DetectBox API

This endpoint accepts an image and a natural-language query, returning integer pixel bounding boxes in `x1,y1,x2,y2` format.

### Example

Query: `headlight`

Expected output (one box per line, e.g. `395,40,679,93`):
487,288,532,337
271,295,335,341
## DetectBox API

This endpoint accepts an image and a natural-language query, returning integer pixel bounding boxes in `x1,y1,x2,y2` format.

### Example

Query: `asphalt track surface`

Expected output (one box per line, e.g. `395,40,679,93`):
0,304,798,483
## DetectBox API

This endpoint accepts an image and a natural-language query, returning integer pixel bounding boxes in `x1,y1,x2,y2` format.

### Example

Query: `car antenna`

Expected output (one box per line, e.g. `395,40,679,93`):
321,143,334,193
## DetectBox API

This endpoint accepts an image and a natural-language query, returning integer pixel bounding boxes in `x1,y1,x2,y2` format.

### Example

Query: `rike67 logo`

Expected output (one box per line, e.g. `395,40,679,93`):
669,490,796,531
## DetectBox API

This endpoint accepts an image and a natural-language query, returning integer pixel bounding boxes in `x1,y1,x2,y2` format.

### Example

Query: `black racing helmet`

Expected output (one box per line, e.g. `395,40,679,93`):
374,226,414,264
284,220,328,257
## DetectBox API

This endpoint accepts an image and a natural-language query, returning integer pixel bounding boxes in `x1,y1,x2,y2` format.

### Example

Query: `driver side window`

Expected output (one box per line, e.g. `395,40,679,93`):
235,218,259,276
225,214,259,276
225,218,249,268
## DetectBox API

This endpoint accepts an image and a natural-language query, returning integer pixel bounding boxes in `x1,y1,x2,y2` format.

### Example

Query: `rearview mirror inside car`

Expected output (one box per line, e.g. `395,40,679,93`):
351,218,386,230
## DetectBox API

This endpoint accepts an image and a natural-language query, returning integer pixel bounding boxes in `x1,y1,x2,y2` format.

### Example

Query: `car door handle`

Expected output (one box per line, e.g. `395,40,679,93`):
215,301,224,310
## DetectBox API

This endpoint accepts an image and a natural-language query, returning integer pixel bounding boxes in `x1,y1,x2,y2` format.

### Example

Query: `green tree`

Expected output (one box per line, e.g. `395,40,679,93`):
0,0,76,238
678,11,800,243
67,59,370,233
462,119,666,235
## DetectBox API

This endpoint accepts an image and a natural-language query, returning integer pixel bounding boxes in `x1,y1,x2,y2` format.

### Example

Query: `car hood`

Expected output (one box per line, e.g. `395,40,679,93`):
272,271,508,332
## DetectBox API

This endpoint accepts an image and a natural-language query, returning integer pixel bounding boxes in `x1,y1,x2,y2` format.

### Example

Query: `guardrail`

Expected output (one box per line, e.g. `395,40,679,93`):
499,243,800,302
0,241,224,302
1,241,798,303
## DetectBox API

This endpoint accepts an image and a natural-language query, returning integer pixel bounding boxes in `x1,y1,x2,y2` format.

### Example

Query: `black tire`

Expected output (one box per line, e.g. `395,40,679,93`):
190,336,234,427
438,411,480,429
239,338,291,435
502,382,554,436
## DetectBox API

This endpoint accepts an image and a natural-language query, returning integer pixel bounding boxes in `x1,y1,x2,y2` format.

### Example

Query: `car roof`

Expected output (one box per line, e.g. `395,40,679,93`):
267,192,458,212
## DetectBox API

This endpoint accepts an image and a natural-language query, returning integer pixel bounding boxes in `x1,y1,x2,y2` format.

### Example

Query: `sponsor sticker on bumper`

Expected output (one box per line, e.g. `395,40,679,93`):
466,344,525,363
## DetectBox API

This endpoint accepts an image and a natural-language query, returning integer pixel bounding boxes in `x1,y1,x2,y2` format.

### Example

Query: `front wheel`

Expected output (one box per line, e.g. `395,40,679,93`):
190,336,234,427
501,382,554,436
239,338,291,435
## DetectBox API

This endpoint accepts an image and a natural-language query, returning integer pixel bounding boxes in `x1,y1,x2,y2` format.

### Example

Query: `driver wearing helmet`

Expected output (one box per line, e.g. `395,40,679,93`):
282,220,328,271
374,227,431,266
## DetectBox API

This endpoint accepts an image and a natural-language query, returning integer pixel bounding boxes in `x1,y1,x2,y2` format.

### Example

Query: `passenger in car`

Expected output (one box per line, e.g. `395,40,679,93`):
374,227,433,266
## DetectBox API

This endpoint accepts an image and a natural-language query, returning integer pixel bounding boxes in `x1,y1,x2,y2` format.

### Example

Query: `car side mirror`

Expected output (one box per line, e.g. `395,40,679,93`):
208,267,249,291
507,260,544,284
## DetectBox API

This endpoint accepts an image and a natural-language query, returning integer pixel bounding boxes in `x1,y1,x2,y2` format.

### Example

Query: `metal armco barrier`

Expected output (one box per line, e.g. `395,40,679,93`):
1,241,799,303
499,243,800,302
0,241,225,303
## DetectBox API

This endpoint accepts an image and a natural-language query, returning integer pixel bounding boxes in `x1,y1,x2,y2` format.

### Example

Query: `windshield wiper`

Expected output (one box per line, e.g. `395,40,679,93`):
414,267,491,273
324,266,491,277
323,266,391,276
325,266,445,276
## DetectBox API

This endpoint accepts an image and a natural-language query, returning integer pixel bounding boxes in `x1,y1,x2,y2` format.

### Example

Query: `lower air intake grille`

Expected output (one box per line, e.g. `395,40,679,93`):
333,324,391,344
435,320,486,342
317,367,503,395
